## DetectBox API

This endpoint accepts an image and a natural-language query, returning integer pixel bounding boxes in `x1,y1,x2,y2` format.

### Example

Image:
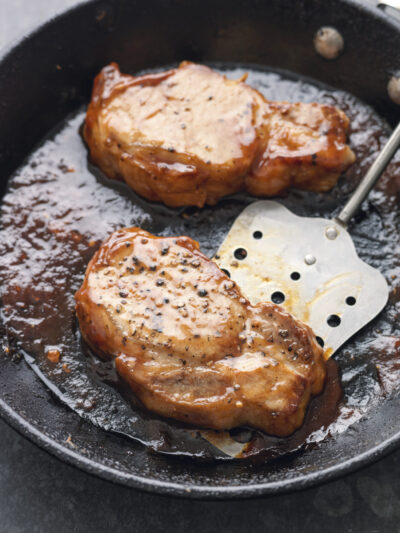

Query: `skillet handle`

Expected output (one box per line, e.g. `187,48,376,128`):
335,122,400,227
376,0,400,17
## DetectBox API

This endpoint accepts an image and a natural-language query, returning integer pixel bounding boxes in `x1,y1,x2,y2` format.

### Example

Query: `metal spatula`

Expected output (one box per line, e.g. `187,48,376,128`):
215,123,400,358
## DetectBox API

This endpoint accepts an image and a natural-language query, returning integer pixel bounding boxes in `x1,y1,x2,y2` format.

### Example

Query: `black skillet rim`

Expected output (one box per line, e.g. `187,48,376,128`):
0,0,400,499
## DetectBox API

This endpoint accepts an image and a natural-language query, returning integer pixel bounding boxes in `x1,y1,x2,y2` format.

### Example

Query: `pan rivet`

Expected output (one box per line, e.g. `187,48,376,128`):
314,27,344,60
325,226,338,240
304,254,316,265
388,76,400,105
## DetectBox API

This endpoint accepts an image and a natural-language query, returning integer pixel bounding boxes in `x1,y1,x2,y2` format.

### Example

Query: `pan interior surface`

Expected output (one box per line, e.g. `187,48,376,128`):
0,0,400,498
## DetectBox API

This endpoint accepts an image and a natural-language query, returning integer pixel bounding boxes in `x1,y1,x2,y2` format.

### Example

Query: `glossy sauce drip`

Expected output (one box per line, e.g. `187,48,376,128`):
0,65,399,461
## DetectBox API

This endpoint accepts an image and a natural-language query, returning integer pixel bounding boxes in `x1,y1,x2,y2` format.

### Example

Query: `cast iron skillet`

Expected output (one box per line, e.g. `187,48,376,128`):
1,0,400,499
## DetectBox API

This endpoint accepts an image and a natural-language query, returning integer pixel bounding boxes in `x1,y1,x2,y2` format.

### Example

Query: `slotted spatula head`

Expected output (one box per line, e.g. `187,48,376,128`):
215,121,400,359
215,200,389,358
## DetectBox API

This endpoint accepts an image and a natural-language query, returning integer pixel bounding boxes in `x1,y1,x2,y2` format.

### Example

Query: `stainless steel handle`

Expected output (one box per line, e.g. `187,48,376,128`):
336,122,400,226
377,0,400,11
376,0,400,20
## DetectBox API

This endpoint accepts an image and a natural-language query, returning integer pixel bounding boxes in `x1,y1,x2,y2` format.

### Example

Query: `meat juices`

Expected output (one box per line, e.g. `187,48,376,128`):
75,228,326,436
84,62,355,207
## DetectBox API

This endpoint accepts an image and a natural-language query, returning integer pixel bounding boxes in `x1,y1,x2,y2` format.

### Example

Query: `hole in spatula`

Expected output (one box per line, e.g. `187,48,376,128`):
221,268,231,278
327,314,341,327
271,291,285,304
346,296,356,306
290,271,301,280
234,248,247,260
253,231,263,239
316,336,325,348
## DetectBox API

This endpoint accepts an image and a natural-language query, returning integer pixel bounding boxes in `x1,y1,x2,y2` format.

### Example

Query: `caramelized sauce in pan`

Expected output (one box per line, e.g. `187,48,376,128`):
0,65,399,461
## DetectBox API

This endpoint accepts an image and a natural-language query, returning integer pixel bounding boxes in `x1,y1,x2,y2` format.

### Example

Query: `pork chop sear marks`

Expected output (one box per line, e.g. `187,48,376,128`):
84,62,355,207
75,228,326,436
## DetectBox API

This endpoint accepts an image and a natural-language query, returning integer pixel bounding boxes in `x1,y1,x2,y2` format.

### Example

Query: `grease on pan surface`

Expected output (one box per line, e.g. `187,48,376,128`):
0,66,399,461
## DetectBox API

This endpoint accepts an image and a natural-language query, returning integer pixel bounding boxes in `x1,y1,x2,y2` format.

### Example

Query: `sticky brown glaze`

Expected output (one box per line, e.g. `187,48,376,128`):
84,62,355,207
0,65,399,460
75,228,326,436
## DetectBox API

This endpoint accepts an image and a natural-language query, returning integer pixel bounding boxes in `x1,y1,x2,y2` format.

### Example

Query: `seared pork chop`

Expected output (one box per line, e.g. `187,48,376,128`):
75,228,326,436
84,62,355,207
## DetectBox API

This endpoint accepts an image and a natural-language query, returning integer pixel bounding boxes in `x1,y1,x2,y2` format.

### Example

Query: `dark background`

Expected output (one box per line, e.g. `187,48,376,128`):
1,1,400,531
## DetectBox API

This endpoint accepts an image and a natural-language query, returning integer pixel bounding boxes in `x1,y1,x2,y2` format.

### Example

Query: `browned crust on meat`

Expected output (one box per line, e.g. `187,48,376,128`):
75,228,326,436
84,62,355,208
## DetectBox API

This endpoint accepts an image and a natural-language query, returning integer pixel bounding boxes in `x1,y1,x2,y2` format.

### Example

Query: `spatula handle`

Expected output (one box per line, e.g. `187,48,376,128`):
336,121,400,226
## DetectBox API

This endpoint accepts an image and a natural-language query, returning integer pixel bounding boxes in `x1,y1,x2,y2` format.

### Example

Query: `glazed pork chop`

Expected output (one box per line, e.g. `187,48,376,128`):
75,228,326,436
84,62,355,207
